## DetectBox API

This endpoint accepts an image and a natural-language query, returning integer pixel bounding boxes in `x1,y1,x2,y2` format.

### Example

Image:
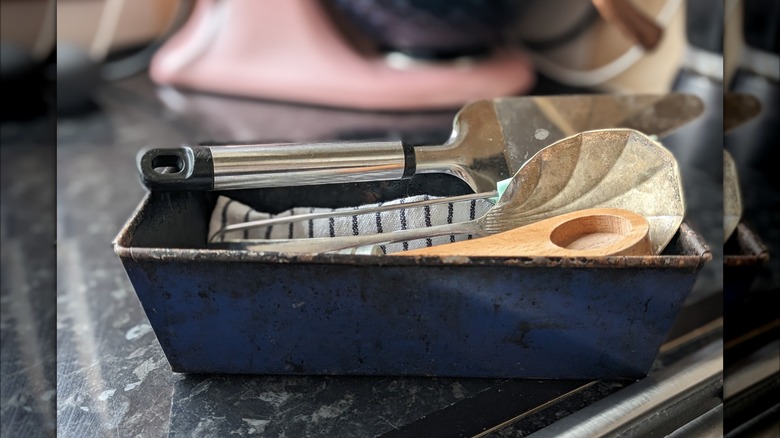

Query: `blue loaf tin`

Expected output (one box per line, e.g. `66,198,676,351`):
114,182,711,379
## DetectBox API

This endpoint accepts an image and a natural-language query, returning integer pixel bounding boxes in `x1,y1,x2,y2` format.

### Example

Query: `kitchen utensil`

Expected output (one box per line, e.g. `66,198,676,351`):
209,191,497,243
209,90,697,242
139,94,703,193
393,208,652,258
234,128,684,255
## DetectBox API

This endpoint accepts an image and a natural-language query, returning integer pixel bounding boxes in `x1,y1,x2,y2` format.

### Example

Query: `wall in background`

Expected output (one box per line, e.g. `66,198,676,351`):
56,0,179,54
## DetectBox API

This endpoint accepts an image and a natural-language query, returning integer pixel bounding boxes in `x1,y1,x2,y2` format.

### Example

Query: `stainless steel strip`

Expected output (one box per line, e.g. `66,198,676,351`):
724,340,780,399
666,405,723,438
210,141,407,189
527,340,723,438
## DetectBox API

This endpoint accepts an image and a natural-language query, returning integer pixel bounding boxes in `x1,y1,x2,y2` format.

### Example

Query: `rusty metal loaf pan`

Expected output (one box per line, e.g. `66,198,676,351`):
114,183,710,379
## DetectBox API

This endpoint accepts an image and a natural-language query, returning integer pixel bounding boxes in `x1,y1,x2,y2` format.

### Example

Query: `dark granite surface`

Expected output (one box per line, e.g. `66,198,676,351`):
56,83,183,436
50,75,726,437
1,116,57,437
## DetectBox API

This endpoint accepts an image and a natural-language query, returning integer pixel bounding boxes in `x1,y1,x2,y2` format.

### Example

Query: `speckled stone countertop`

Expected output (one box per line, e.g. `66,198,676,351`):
1,116,57,438
50,75,725,437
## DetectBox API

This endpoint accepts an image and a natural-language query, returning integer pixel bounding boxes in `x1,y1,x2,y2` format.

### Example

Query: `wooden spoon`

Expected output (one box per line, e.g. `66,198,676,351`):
394,208,651,258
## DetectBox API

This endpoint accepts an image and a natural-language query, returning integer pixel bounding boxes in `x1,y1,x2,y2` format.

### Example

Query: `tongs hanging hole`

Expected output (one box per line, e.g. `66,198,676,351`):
152,154,185,174
139,146,214,190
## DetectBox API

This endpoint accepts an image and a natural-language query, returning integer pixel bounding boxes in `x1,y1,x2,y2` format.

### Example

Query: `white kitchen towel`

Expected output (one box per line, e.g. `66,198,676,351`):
209,195,494,254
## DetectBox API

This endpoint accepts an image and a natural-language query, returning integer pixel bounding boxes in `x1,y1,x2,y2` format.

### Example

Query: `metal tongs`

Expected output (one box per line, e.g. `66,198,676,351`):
196,94,702,250
211,129,687,256
152,94,701,256
209,191,497,243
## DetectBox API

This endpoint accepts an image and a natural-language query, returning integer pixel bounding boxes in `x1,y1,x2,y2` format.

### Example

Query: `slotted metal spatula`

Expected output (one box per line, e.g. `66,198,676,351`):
139,94,703,193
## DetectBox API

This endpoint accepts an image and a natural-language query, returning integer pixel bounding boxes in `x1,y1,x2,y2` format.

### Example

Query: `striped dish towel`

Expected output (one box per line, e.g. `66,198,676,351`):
209,195,494,254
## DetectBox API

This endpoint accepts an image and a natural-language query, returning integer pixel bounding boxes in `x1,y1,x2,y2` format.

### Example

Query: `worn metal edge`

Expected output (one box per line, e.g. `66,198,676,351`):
114,194,711,270
724,222,771,266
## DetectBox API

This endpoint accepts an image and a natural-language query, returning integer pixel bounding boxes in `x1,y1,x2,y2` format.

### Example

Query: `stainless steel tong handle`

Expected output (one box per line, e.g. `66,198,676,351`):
210,191,497,242
139,141,415,190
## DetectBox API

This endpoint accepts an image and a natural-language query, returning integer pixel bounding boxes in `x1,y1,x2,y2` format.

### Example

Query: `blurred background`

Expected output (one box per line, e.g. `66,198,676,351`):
1,0,56,437
50,0,688,112
1,0,777,436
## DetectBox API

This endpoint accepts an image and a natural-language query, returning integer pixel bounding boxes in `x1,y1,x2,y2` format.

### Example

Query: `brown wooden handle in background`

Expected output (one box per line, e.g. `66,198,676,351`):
592,0,663,50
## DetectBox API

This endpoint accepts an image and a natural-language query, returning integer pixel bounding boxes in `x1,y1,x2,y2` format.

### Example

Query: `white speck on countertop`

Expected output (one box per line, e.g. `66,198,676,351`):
451,382,465,399
125,323,153,341
133,357,162,381
309,395,354,423
242,418,270,434
98,389,116,401
258,391,291,408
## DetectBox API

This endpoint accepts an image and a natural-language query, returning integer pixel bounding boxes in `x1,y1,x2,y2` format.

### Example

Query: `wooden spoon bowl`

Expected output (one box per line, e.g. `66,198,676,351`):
395,208,651,258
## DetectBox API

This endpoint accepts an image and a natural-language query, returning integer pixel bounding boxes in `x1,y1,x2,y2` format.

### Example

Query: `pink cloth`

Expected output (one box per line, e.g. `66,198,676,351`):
150,0,534,110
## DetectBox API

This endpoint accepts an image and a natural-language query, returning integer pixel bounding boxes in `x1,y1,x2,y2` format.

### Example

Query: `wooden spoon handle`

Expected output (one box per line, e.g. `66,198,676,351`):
394,208,652,258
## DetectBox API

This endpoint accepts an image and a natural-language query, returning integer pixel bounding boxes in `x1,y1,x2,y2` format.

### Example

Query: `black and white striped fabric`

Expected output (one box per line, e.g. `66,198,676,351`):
209,195,494,254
